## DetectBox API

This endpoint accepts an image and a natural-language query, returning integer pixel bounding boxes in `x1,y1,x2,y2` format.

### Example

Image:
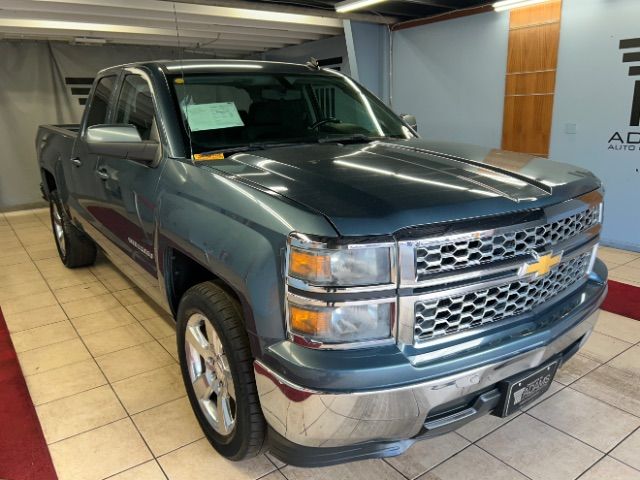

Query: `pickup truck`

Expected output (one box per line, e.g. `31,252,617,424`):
36,60,607,467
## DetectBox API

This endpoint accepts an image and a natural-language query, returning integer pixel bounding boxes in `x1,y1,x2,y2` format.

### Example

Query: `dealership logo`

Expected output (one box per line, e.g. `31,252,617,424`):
607,37,640,151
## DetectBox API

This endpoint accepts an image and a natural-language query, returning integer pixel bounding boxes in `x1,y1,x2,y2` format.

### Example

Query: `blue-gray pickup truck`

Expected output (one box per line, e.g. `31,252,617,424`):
36,60,607,466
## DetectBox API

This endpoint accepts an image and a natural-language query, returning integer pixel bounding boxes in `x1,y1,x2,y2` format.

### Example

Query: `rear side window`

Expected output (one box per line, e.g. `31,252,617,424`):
85,75,116,127
115,75,157,141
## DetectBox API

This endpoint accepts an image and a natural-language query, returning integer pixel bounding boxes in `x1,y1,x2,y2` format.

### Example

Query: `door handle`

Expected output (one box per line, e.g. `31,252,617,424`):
96,168,110,180
71,157,82,167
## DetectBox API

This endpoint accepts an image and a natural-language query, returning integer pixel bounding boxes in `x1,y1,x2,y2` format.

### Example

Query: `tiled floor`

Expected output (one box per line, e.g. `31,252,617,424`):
2,207,640,480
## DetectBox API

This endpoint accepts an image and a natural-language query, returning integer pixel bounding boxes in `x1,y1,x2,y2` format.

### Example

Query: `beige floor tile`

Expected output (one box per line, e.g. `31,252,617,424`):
595,311,640,344
456,411,522,442
420,445,527,480
0,244,28,259
282,459,404,480
36,385,127,444
18,337,91,376
141,316,175,340
158,335,179,361
127,301,168,321
598,247,639,266
0,251,32,266
45,270,99,289
82,323,153,357
1,290,58,315
132,396,203,456
611,429,640,471
26,359,107,405
265,452,286,469
10,320,77,353
97,341,175,382
70,306,138,336
0,277,50,302
580,456,640,480
107,461,168,480
478,414,601,480
54,281,110,304
49,418,152,480
610,266,640,284
625,257,640,269
25,241,59,260
608,346,640,375
581,331,632,363
112,364,185,414
62,293,121,318
4,304,68,332
260,473,286,480
529,388,640,452
113,287,148,307
159,438,277,480
555,354,601,385
572,365,640,416
0,269,43,289
101,274,135,292
386,432,469,479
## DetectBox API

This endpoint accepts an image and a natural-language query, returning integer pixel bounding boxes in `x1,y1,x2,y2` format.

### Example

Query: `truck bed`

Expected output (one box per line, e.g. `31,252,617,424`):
36,124,80,200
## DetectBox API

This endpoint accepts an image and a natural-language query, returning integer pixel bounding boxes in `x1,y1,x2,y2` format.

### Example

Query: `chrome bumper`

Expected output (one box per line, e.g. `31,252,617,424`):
254,308,599,448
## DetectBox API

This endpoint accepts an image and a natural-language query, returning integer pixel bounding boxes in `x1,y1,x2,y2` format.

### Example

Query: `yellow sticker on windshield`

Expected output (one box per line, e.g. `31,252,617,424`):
193,153,225,161
174,78,185,85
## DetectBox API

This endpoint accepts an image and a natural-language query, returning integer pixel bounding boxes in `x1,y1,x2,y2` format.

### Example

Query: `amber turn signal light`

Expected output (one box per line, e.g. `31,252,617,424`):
289,305,330,336
289,248,330,281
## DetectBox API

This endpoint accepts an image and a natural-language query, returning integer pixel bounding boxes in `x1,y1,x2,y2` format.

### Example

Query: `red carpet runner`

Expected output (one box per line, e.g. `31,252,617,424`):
601,280,640,322
0,308,57,480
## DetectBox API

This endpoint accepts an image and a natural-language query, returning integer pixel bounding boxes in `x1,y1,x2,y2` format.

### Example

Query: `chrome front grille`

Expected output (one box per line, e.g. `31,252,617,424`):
413,252,592,342
416,206,600,281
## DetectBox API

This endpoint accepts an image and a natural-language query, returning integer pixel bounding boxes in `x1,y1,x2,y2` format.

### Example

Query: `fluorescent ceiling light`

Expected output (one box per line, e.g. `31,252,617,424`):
335,0,388,14
166,64,263,70
493,0,549,12
73,36,106,44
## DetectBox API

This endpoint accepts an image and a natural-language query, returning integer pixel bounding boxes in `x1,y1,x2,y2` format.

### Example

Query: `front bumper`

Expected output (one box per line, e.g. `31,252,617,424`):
255,266,607,466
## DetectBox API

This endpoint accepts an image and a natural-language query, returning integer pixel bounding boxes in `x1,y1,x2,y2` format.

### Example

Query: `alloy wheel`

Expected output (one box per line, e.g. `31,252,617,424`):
185,313,237,436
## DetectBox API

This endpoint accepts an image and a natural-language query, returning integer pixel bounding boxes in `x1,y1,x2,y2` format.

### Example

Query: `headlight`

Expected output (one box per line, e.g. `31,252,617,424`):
288,244,392,286
288,298,394,344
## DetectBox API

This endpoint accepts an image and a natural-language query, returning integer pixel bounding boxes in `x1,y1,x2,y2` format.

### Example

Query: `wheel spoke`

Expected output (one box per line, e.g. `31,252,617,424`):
217,393,235,435
193,373,214,401
185,325,211,360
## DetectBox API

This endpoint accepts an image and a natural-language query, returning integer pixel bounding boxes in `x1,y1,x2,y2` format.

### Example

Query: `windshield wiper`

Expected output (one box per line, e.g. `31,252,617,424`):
198,141,307,157
317,134,377,145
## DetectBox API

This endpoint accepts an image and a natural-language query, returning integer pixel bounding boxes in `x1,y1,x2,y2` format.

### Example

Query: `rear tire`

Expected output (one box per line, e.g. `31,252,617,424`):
177,281,266,460
49,191,97,268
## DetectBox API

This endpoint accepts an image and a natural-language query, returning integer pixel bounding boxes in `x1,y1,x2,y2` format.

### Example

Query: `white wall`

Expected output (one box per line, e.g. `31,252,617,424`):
349,21,390,102
550,0,640,251
391,12,509,148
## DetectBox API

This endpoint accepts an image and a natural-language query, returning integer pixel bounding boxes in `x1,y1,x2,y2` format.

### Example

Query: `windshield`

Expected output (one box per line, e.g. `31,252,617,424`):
170,70,415,156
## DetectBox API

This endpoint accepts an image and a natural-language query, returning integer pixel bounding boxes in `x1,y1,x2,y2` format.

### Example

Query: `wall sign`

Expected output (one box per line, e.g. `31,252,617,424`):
608,37,640,151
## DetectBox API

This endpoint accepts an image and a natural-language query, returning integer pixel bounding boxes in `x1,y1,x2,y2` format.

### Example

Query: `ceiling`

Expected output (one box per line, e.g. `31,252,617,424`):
0,0,345,57
0,0,489,57
246,0,490,22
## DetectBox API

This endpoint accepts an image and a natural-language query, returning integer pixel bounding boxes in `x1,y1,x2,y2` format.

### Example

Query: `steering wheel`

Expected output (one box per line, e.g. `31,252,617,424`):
309,117,341,130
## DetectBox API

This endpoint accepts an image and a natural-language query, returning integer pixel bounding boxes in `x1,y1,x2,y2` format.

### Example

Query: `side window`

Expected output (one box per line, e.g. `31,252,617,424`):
85,76,116,127
115,75,157,141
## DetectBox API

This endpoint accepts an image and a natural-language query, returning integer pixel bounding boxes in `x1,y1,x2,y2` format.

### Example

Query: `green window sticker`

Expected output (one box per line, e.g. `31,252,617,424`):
185,102,244,132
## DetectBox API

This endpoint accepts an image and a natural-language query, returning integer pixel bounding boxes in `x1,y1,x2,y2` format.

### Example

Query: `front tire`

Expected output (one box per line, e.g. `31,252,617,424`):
177,282,266,460
49,191,97,268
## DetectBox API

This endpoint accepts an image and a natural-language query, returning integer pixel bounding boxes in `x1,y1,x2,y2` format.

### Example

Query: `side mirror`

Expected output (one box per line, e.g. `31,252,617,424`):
400,114,418,132
85,124,159,164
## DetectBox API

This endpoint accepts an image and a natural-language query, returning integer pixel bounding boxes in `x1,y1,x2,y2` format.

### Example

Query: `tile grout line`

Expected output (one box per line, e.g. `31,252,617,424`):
8,217,168,479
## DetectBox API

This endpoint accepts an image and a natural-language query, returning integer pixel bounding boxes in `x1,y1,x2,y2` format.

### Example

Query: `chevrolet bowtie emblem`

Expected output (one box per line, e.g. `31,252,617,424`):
519,251,563,278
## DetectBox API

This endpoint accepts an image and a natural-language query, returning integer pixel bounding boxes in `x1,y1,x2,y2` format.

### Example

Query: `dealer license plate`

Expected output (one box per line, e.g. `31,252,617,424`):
498,359,559,417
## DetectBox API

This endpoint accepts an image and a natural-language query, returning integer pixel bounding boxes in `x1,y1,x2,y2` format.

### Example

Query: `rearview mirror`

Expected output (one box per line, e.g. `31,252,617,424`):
85,124,159,164
400,114,418,132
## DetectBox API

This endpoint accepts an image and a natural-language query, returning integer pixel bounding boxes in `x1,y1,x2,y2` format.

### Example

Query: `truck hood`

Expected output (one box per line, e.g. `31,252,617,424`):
206,139,600,236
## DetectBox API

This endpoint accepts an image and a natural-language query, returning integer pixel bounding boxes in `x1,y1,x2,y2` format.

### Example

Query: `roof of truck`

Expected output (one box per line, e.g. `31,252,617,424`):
100,59,330,76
